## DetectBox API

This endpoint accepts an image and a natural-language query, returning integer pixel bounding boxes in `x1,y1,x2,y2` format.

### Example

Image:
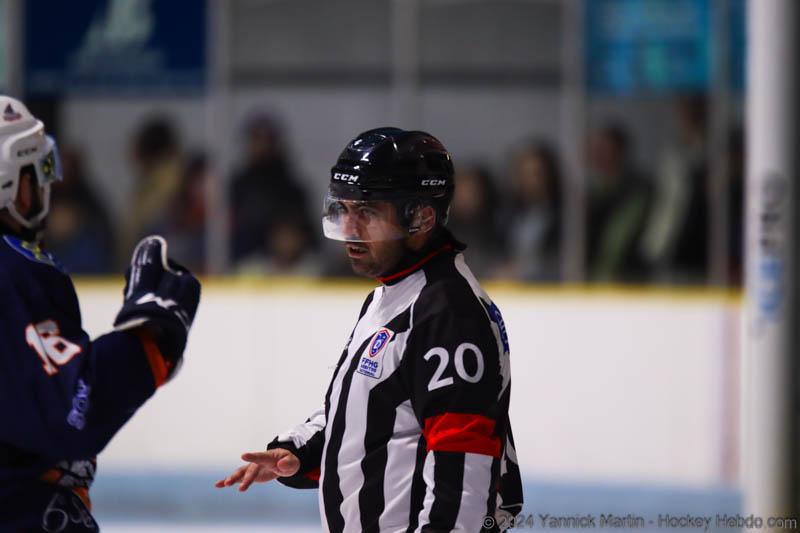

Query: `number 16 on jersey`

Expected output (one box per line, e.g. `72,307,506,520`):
25,320,82,376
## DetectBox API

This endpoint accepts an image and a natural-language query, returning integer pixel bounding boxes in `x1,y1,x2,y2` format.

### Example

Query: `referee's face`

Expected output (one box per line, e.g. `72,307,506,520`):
342,202,407,278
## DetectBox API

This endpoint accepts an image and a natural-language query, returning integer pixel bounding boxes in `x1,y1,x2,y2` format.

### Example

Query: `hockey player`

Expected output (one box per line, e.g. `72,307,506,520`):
0,96,201,531
217,127,523,532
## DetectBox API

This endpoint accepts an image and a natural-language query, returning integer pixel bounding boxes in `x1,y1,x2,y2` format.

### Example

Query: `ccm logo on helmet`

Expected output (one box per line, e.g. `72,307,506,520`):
16,146,38,158
333,172,359,184
421,179,446,186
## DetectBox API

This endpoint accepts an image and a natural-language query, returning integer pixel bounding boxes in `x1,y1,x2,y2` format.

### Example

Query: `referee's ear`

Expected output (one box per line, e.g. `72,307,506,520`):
410,205,437,235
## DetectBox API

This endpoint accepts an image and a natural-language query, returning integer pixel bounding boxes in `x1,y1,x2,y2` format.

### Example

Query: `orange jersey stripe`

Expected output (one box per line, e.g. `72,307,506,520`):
135,328,168,388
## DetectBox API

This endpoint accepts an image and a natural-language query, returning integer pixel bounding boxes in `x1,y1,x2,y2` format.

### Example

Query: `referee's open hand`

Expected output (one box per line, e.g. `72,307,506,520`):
215,449,300,492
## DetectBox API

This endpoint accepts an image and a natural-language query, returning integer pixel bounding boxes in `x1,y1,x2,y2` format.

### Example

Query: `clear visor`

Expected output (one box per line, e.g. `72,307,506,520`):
6,135,62,230
322,193,408,243
35,135,63,186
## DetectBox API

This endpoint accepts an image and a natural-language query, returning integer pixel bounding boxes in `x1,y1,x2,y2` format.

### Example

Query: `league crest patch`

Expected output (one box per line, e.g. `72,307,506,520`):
369,328,392,357
358,327,394,379
3,235,60,269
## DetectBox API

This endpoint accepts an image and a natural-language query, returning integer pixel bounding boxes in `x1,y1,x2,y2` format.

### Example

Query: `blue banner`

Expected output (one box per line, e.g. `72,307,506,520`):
24,0,206,95
586,0,711,94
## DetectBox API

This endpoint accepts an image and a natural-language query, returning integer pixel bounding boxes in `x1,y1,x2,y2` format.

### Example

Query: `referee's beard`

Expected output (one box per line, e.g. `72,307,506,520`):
345,237,411,279
343,203,437,279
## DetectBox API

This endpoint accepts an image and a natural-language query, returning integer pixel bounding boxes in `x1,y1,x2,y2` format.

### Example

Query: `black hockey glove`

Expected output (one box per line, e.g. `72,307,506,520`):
114,236,201,376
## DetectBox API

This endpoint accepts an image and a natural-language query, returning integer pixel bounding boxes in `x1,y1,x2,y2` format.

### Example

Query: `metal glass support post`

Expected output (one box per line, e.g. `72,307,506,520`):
559,0,586,282
205,0,232,274
709,0,731,286
5,0,22,97
390,0,421,127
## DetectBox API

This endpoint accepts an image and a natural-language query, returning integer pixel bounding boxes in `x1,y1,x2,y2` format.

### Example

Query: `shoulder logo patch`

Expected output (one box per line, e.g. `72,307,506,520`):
358,327,394,379
3,235,60,269
489,302,510,354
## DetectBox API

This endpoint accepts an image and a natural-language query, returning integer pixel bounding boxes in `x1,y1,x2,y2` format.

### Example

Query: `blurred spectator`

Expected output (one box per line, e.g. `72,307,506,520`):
229,112,315,266
586,123,651,282
641,94,710,283
495,143,562,282
319,239,359,278
159,152,210,274
121,115,183,264
45,145,114,273
235,210,319,276
446,164,504,279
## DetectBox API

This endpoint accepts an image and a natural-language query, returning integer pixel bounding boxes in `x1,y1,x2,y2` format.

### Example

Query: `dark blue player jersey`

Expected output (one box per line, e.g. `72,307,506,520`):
0,235,163,531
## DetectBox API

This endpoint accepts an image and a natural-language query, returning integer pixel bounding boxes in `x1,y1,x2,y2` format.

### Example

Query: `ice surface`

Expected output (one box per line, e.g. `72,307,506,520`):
103,523,320,533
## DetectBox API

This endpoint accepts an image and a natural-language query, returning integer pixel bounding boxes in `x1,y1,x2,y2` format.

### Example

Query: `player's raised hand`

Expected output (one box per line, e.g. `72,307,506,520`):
215,449,300,492
114,235,201,378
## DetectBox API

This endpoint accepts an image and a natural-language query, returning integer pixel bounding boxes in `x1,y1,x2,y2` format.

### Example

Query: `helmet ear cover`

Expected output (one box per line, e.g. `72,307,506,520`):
401,199,425,234
396,197,446,235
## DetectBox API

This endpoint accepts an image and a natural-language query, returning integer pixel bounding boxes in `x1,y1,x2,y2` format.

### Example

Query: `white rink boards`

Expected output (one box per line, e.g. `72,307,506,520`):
75,279,740,487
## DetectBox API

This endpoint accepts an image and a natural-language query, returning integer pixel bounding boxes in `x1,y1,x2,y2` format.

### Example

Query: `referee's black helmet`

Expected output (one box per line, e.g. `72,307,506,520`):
328,127,455,227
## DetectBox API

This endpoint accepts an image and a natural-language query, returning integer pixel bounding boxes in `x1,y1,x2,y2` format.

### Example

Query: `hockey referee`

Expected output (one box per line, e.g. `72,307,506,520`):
217,127,523,532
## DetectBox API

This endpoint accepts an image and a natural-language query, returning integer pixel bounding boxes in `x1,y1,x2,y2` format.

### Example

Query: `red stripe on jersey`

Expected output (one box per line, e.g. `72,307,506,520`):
377,244,453,283
305,467,321,481
423,413,501,458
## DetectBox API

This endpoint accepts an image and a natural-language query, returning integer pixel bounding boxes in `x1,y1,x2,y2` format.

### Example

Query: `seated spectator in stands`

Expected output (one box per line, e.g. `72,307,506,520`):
640,94,710,283
446,164,504,279
235,211,319,276
586,123,651,282
160,153,209,274
121,115,183,265
495,143,562,282
229,112,314,265
45,145,114,274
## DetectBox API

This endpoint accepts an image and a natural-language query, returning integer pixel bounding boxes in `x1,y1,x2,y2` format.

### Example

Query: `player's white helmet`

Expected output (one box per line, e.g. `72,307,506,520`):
0,95,62,230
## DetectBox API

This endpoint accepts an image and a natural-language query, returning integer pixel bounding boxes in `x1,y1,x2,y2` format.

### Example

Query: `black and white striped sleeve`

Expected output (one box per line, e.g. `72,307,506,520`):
267,407,325,489
405,296,505,532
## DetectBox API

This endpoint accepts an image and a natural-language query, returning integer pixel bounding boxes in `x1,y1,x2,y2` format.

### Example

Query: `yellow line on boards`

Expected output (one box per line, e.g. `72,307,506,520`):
484,282,742,303
72,276,742,304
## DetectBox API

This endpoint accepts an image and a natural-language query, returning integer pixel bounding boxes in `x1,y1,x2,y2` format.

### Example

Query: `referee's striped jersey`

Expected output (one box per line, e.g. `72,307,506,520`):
268,235,523,532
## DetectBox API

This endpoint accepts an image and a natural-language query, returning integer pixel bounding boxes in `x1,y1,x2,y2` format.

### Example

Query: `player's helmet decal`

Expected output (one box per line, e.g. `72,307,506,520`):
3,104,22,122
